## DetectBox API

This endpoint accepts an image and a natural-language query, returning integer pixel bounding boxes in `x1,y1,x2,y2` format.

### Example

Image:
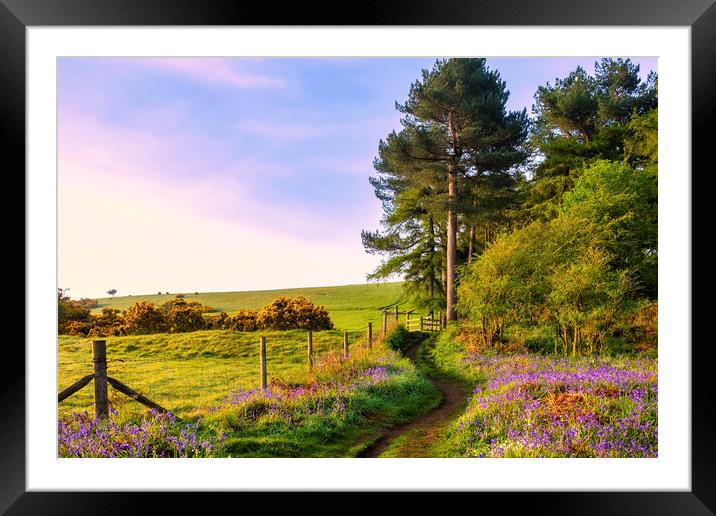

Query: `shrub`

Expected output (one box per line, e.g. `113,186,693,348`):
505,324,554,354
175,294,185,299
227,310,259,332
632,301,657,351
77,298,99,310
169,303,212,333
206,311,230,330
159,299,214,333
123,302,169,335
384,324,409,352
611,300,658,354
58,289,91,333
89,308,126,337
64,320,91,336
256,296,333,331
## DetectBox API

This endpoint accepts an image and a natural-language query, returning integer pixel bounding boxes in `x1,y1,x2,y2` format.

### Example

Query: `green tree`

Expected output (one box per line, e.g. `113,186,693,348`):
459,157,655,354
364,58,529,319
58,288,91,333
562,160,657,298
527,59,657,219
362,156,446,311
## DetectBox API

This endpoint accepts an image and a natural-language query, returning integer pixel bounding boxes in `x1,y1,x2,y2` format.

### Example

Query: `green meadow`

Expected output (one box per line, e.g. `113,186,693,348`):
58,329,362,421
59,281,419,422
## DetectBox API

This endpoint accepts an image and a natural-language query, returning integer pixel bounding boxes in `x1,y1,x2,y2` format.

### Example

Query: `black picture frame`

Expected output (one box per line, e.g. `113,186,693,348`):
4,1,712,513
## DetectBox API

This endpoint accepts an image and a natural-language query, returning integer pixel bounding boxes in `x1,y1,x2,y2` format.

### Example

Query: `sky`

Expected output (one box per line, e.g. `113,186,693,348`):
58,56,657,299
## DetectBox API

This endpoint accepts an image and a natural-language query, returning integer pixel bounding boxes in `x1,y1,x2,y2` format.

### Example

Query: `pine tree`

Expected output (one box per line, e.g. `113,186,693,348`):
363,59,529,318
527,58,657,219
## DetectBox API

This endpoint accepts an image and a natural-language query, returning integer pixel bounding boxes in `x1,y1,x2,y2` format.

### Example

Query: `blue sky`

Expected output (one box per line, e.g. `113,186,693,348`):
58,57,657,299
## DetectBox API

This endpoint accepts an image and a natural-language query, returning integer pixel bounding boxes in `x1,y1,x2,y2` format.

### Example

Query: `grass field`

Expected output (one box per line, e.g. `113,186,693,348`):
60,280,416,419
58,325,440,457
90,281,408,331
59,328,370,421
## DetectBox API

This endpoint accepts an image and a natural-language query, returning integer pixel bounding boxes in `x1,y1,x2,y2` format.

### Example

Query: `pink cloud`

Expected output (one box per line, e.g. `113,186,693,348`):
135,58,286,89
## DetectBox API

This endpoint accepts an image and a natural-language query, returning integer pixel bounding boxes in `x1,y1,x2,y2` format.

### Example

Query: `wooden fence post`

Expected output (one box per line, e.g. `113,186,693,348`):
307,330,313,370
343,331,349,358
406,311,410,327
394,305,399,322
383,311,388,335
92,339,109,419
367,322,372,349
420,316,424,332
260,336,267,389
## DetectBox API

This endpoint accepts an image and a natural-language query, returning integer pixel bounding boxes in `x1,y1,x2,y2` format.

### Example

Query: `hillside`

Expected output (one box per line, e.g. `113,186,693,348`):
91,281,408,331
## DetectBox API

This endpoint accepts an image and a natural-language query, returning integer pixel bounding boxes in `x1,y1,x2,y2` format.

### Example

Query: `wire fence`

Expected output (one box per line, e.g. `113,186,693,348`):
57,306,443,420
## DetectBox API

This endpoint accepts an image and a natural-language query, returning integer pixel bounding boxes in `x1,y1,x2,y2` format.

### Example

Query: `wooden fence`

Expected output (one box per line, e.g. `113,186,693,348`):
58,339,168,419
405,312,446,332
59,310,444,419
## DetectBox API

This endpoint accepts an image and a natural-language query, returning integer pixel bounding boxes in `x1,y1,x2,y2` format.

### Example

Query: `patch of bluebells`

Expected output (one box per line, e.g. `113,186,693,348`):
453,354,657,458
218,365,396,427
58,408,226,458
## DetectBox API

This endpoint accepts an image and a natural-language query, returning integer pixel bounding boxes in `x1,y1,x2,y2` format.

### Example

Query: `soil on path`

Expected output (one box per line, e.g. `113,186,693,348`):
360,335,468,458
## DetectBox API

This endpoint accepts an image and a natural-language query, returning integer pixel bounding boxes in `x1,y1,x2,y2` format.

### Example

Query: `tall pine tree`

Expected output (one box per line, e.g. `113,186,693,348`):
363,59,529,318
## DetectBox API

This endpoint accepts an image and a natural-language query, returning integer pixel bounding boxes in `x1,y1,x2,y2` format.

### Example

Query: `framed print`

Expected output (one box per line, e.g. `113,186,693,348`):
5,0,713,513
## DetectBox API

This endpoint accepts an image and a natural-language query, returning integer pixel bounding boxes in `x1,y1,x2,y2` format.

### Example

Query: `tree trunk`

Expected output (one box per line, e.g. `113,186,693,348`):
572,323,578,356
446,111,458,321
468,225,475,262
428,217,435,299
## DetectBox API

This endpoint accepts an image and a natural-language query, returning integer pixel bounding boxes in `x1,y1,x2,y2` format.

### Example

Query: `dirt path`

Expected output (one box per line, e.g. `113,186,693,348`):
360,336,467,458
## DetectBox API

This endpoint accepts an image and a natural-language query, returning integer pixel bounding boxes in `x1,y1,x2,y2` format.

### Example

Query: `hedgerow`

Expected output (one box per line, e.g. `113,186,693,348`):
60,295,334,336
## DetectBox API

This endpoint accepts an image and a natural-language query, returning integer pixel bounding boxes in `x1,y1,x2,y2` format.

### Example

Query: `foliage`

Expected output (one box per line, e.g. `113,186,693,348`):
60,295,335,335
160,299,213,333
526,58,657,218
88,308,125,337
58,288,90,333
63,320,91,337
256,296,333,331
384,324,410,352
562,160,657,298
457,154,658,355
123,301,169,335
226,310,259,332
426,325,489,384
